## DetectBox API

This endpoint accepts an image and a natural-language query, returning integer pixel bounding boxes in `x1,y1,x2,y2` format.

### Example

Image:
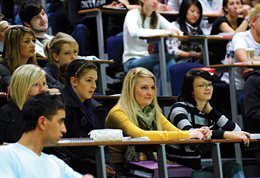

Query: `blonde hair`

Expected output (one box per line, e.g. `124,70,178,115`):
249,3,260,21
3,26,37,73
9,64,46,110
44,32,78,64
117,67,163,130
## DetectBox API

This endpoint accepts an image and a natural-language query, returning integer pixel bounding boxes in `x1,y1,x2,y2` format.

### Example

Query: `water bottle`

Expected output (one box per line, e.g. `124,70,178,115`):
225,41,234,64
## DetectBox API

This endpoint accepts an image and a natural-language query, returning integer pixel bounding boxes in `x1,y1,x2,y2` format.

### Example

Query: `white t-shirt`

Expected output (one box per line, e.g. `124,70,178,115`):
0,143,82,178
221,30,260,90
36,34,53,57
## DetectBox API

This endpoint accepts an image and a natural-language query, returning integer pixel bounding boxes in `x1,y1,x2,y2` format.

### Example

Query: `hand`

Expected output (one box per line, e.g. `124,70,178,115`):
157,3,172,11
189,129,204,140
200,126,212,140
83,174,95,178
45,88,61,95
224,131,250,147
190,51,202,59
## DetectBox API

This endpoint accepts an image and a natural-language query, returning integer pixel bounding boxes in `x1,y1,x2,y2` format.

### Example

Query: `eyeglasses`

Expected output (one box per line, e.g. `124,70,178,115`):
195,83,213,89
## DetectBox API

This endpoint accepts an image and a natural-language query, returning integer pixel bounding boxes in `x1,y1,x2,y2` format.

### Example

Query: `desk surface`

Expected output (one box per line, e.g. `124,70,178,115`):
56,138,259,147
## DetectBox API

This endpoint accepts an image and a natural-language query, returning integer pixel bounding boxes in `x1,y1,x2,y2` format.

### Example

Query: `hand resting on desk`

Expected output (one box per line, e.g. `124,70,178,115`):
224,131,250,146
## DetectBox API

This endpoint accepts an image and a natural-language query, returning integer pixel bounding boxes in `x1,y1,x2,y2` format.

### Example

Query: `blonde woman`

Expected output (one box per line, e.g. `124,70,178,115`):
43,32,79,81
0,26,37,92
0,64,58,143
105,67,204,174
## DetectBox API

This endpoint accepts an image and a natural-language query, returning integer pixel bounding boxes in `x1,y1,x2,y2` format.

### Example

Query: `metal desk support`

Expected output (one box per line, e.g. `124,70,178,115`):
95,145,107,178
157,144,168,178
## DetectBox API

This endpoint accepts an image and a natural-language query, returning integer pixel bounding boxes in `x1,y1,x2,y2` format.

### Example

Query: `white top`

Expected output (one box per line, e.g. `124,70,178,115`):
0,143,82,178
198,0,223,12
221,30,260,90
36,33,53,57
122,8,178,63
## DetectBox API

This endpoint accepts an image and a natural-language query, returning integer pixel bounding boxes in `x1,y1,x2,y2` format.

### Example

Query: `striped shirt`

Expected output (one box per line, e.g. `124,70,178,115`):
168,102,241,139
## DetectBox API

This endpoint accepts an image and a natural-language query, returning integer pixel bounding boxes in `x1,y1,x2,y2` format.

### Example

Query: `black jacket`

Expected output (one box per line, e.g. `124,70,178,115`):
0,61,11,93
244,69,260,132
0,101,23,143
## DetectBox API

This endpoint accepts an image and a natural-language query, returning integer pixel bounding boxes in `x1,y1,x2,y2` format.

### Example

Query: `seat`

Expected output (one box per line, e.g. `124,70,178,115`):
169,62,205,96
106,34,124,66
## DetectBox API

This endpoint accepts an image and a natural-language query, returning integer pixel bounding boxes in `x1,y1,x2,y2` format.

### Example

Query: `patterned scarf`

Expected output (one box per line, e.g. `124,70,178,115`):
124,105,157,166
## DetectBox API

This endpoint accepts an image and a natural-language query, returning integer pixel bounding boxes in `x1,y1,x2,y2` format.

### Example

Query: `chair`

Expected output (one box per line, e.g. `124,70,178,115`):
106,34,124,66
169,62,205,96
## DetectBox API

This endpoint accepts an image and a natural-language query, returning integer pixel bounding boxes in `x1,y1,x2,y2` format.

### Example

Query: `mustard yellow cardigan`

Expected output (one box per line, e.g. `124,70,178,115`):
105,105,190,163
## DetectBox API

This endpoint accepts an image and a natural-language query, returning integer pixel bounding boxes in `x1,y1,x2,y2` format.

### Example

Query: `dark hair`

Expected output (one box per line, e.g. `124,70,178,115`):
177,0,203,34
178,69,214,105
19,0,44,25
22,92,65,132
63,59,97,85
222,0,243,14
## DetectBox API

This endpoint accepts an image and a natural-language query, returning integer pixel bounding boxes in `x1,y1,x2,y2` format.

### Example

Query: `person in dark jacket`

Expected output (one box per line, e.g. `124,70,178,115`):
0,64,59,143
244,68,260,133
43,32,78,81
57,59,110,176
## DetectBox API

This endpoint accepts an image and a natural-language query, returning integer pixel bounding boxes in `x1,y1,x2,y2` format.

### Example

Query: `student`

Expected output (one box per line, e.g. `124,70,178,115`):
105,67,204,174
221,4,260,93
57,59,109,176
0,92,94,178
19,0,89,57
122,0,182,94
0,26,37,92
244,68,260,133
167,0,204,63
210,0,250,64
43,32,78,81
167,69,250,178
0,64,59,144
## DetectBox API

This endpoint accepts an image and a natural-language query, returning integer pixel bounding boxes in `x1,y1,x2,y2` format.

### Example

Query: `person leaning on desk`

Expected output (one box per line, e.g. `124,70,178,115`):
105,67,205,175
167,69,250,178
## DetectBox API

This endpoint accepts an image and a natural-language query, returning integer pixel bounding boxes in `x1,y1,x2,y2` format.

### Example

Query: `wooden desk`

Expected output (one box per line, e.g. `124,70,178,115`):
56,138,258,178
140,34,232,96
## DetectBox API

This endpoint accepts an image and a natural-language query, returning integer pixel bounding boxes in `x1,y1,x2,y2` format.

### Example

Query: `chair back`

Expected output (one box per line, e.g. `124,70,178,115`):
169,62,205,96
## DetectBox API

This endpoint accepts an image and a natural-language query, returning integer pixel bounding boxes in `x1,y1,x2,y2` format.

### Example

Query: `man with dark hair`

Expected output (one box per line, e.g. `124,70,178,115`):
19,0,90,57
0,93,93,178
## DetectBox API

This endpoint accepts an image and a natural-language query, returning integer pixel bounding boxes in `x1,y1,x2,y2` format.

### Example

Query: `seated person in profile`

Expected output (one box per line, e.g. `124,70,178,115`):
0,64,59,144
0,20,9,54
166,0,204,63
0,26,37,93
0,92,94,178
167,69,250,178
43,32,78,81
105,67,204,175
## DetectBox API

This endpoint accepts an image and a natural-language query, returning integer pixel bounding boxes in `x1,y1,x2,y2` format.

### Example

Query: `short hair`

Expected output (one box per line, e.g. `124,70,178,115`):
177,0,203,30
22,92,65,132
9,64,46,110
116,67,163,130
249,3,260,21
44,32,78,64
2,26,37,73
62,59,97,85
178,69,214,105
19,0,44,25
